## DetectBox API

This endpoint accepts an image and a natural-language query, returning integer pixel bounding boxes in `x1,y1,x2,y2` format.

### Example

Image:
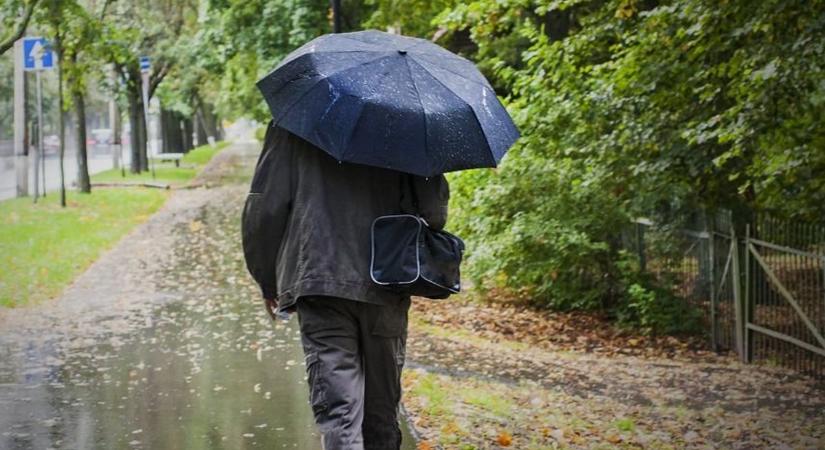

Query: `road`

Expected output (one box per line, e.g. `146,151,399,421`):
0,147,128,201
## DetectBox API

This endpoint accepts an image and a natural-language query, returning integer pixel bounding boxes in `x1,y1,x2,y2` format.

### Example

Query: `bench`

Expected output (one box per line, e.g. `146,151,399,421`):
151,153,184,167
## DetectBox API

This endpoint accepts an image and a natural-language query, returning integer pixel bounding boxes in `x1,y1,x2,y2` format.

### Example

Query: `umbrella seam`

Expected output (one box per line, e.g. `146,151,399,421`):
272,54,395,127
331,33,391,50
404,56,429,175
399,40,430,54
408,58,496,168
412,55,491,90
338,57,406,163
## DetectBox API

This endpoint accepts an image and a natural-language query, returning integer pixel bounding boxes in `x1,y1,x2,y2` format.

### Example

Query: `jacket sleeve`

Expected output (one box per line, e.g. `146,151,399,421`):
241,123,293,299
401,175,450,231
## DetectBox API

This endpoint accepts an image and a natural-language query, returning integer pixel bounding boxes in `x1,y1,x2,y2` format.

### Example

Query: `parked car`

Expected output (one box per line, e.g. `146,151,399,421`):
44,134,59,155
91,128,113,145
87,128,114,154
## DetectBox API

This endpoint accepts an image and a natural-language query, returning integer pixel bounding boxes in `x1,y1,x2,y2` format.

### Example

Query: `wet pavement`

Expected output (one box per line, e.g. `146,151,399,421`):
0,140,416,449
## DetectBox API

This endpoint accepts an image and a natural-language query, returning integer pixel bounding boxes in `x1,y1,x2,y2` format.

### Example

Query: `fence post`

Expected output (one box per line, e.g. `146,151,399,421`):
744,223,753,363
636,221,646,272
708,216,718,351
732,222,746,361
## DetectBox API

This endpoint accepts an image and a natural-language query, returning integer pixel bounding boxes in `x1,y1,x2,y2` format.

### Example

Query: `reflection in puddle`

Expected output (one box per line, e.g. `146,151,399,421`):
1,290,415,449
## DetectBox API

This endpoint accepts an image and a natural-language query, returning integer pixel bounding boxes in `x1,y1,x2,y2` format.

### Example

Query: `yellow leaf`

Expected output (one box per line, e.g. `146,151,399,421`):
606,434,623,444
496,431,513,447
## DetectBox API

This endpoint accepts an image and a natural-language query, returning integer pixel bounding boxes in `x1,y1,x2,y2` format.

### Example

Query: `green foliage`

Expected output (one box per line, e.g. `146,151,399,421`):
436,0,825,329
254,125,267,142
197,0,330,121
616,281,703,336
363,0,456,37
450,151,628,311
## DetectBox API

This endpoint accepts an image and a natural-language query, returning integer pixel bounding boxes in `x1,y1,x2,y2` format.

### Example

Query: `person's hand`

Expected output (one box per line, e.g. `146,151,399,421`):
263,297,279,321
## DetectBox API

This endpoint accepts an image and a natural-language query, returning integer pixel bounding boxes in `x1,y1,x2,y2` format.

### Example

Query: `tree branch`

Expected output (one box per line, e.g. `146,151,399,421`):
0,0,40,56
148,63,169,99
98,0,113,20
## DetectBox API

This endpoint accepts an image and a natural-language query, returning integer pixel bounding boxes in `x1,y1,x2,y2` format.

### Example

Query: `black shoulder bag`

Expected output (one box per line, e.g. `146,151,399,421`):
370,176,465,299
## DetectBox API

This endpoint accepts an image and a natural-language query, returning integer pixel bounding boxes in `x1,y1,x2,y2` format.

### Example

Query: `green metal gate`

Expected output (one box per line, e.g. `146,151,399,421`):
629,213,825,378
742,219,825,375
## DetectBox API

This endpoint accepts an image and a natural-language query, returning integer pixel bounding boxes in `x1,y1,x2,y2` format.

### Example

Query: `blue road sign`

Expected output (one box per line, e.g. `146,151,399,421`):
23,37,54,71
139,56,151,73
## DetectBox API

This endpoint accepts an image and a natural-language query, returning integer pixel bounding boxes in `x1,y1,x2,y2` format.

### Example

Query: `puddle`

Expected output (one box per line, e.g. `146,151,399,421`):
0,142,416,449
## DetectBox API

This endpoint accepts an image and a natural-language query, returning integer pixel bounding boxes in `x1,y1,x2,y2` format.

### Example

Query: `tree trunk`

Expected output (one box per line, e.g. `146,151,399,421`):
195,107,208,146
55,35,66,207
172,112,184,152
195,95,221,143
160,107,184,153
73,89,91,193
182,116,193,152
127,89,141,173
160,107,171,153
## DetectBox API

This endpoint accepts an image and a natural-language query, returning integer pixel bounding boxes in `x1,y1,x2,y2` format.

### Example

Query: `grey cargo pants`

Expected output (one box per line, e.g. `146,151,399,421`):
297,296,411,450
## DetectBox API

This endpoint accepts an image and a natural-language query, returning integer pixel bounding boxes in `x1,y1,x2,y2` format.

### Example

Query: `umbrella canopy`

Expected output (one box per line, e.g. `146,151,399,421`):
257,30,520,177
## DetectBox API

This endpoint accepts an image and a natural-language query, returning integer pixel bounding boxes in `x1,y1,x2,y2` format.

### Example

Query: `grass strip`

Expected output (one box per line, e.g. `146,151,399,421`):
91,141,229,186
1,141,229,308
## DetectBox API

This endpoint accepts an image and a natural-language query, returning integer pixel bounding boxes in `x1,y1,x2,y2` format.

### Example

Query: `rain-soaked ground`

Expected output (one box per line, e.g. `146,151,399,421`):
0,140,417,449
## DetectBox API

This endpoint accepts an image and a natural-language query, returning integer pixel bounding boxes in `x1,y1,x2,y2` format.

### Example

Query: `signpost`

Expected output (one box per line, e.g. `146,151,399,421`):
25,37,55,202
140,56,156,179
13,40,26,197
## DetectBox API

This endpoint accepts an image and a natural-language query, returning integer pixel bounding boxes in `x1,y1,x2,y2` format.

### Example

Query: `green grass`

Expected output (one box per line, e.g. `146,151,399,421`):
1,140,228,308
410,372,453,417
0,189,168,307
460,387,514,417
91,141,229,186
613,418,636,432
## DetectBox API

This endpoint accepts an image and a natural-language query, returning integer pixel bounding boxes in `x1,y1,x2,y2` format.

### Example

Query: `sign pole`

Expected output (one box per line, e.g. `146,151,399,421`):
33,69,43,203
21,37,56,199
139,56,155,179
13,40,28,197
41,121,46,197
142,73,155,179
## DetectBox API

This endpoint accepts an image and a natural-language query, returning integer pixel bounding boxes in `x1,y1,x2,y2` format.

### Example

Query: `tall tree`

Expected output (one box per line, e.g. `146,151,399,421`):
38,0,67,206
100,0,195,172
60,1,99,193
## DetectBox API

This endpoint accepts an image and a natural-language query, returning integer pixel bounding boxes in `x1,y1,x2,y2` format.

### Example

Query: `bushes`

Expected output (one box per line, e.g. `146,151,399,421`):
439,0,825,335
450,149,628,311
449,149,702,334
613,254,704,335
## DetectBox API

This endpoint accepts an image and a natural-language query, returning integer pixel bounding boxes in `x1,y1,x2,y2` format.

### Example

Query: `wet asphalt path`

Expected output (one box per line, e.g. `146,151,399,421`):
0,140,416,449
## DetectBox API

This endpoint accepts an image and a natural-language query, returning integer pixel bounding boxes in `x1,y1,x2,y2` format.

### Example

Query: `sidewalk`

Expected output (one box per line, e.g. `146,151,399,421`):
0,140,414,449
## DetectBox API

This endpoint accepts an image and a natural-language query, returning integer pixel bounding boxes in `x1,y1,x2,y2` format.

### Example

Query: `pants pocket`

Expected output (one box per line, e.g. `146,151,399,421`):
370,297,411,337
395,335,407,369
305,352,328,414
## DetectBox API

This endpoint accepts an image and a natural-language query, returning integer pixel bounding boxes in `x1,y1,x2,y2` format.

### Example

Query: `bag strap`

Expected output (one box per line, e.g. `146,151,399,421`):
406,174,432,227
407,174,420,212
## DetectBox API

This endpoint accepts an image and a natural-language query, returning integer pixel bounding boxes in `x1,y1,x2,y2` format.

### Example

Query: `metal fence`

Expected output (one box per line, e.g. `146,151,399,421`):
626,211,825,379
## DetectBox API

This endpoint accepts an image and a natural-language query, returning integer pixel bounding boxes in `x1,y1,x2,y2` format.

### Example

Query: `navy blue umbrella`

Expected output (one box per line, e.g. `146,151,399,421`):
257,30,519,177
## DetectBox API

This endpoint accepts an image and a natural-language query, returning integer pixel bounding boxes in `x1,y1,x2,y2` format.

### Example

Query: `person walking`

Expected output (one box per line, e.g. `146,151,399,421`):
242,122,449,450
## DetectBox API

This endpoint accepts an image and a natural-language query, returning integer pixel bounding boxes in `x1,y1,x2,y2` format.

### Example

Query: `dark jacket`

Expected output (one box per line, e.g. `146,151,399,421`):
242,123,449,311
